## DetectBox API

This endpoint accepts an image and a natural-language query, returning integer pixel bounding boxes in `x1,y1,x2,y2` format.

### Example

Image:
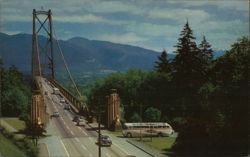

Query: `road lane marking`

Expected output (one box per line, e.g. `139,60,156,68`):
106,153,112,157
60,140,70,157
88,137,94,142
45,144,51,157
114,143,129,155
81,130,87,136
89,153,93,157
77,127,88,136
70,130,74,135
75,138,80,142
66,125,70,130
81,144,87,150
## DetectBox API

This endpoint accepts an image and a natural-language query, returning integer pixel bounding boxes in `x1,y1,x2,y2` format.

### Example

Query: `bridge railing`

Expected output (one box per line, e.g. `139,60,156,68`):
49,79,83,114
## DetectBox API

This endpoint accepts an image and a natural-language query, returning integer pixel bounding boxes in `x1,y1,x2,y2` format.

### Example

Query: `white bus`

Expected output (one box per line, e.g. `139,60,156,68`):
122,122,174,138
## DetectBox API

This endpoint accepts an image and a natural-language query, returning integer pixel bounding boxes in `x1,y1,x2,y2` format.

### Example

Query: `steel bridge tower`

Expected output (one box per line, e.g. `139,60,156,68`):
32,9,55,79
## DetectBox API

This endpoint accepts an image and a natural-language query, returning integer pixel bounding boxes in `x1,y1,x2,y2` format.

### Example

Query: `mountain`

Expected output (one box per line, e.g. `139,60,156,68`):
0,33,168,75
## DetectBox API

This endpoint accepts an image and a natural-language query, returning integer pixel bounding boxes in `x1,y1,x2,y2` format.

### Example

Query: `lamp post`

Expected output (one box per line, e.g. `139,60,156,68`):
139,103,142,141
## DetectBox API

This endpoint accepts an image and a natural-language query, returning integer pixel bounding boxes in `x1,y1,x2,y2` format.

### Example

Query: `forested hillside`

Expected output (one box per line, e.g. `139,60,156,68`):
86,22,249,156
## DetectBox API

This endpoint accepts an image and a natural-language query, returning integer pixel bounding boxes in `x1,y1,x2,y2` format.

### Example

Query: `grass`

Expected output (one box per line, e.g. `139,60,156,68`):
137,136,176,151
4,118,26,131
0,133,28,157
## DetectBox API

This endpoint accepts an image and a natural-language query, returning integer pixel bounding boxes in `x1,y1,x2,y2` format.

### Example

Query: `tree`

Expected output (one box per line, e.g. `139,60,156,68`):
144,107,161,122
173,21,203,88
155,50,171,73
172,21,204,117
130,112,141,122
198,36,213,64
1,65,31,118
198,36,213,82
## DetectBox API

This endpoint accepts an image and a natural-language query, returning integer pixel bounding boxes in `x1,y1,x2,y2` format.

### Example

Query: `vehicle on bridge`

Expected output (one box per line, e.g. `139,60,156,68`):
96,135,112,147
76,118,86,126
53,87,60,94
51,111,60,118
63,102,70,110
122,122,174,138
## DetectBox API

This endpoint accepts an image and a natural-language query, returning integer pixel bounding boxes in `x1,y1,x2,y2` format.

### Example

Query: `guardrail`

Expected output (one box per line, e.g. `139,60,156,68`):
49,79,83,113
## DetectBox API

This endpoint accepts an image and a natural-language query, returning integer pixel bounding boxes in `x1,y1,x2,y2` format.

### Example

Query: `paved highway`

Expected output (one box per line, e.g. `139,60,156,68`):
38,77,152,157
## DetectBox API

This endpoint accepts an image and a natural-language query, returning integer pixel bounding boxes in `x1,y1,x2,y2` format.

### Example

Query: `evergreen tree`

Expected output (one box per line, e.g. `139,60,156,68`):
155,50,171,73
198,36,213,80
173,21,203,89
172,21,204,117
198,35,213,63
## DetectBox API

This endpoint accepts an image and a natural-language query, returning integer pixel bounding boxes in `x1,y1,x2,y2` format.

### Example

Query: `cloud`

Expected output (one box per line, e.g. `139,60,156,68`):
0,0,248,51
86,0,143,15
148,8,210,24
96,32,146,44
126,22,180,37
54,14,106,23
168,0,248,12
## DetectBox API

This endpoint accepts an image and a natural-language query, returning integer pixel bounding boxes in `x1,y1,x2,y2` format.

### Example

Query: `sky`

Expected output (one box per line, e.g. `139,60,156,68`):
0,0,249,52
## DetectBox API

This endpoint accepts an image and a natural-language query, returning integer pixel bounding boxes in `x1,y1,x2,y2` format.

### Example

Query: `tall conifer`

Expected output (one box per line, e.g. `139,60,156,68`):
155,50,171,73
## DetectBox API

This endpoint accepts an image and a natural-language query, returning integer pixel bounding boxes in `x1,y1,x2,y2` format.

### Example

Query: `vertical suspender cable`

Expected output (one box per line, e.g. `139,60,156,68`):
52,26,82,98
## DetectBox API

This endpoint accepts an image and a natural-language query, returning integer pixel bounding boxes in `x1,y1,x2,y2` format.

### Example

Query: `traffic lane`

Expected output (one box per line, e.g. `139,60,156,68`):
102,131,153,157
47,93,90,156
43,80,138,157
49,93,100,157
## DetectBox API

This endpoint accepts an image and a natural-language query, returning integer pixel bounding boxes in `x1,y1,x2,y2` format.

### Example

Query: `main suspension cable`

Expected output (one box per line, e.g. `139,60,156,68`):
52,26,82,98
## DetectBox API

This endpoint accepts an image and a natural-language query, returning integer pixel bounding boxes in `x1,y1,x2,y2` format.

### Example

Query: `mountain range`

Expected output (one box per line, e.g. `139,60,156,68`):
0,32,225,77
0,32,167,76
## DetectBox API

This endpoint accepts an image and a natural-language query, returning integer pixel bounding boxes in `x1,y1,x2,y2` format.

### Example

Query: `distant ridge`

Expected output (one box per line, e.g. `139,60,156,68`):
0,32,225,75
0,32,165,74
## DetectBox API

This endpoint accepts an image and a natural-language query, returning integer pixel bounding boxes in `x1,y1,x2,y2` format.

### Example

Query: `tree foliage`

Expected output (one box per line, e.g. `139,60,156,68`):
155,50,171,73
85,22,248,156
1,64,31,120
144,107,161,122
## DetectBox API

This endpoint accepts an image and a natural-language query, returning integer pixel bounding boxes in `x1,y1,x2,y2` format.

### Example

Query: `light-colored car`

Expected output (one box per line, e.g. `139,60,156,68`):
52,111,59,117
76,118,86,126
60,98,65,103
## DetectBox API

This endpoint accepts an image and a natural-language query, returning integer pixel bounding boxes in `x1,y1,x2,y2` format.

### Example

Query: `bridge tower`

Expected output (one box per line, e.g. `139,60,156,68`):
107,89,122,131
31,9,54,133
32,9,55,79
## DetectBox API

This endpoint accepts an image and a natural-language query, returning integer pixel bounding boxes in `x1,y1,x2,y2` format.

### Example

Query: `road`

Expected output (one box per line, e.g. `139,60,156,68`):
39,77,152,157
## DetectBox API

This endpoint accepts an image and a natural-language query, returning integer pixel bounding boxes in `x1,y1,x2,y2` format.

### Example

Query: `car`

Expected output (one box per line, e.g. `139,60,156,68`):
72,116,84,122
76,118,86,126
96,135,112,147
64,103,70,110
52,111,59,117
60,98,65,103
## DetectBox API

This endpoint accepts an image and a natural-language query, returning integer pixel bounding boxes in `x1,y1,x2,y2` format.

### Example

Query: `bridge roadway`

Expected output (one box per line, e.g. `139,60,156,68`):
38,77,152,157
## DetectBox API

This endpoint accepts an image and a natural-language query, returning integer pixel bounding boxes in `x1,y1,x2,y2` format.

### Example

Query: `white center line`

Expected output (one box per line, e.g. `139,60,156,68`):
114,143,129,155
70,130,74,135
89,153,93,157
106,153,112,157
77,127,88,136
45,144,51,157
60,140,70,157
75,138,80,142
81,144,87,150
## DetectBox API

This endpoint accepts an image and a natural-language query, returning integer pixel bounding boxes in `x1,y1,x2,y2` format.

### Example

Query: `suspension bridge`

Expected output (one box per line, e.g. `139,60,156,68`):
30,9,120,129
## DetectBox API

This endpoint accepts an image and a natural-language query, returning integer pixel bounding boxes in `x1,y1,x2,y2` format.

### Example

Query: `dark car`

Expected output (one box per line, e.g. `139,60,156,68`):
96,135,112,147
72,116,84,122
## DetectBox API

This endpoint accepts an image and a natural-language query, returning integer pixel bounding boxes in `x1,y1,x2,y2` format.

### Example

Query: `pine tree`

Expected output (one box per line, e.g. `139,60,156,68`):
173,21,202,88
198,36,213,65
155,50,171,73
198,36,213,81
